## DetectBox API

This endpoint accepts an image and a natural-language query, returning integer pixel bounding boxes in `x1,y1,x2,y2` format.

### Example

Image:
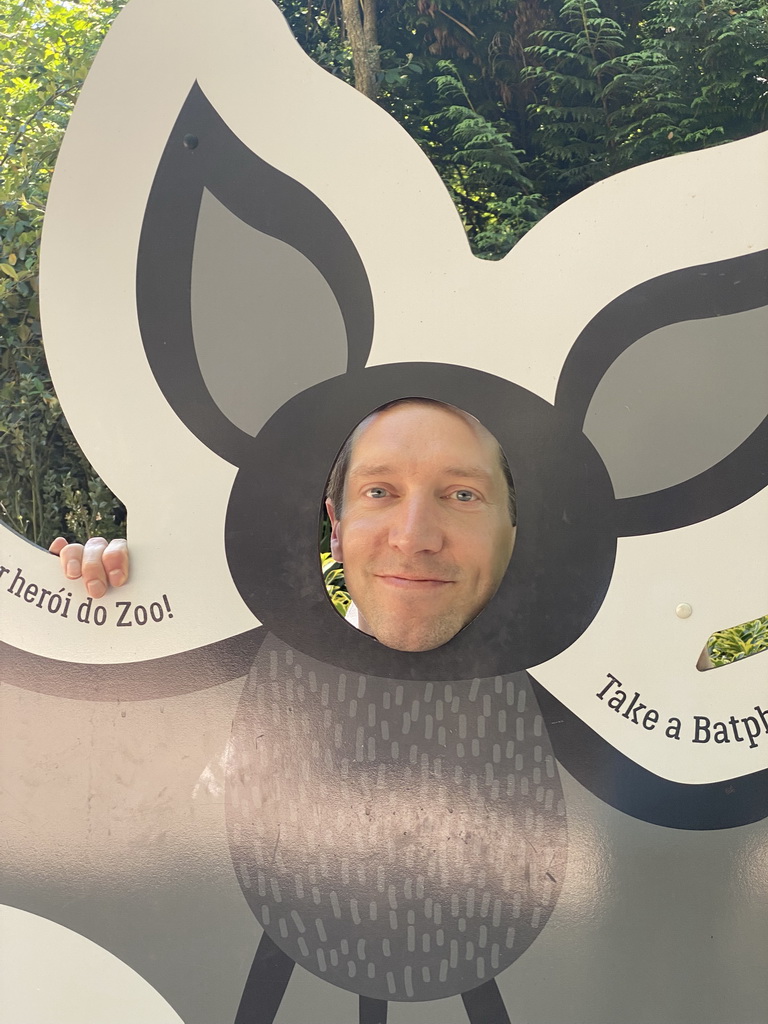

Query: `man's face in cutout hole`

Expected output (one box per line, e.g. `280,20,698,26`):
325,400,517,652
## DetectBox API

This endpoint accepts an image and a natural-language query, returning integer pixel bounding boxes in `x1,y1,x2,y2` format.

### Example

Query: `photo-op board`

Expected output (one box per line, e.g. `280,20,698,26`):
1,0,767,1021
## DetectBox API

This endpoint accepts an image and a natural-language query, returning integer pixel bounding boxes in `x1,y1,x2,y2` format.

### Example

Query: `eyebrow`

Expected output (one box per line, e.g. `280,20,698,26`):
348,464,394,478
348,464,494,482
442,467,494,482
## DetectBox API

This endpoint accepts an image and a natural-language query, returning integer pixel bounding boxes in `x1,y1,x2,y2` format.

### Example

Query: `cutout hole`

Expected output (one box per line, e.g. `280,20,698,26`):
697,615,768,671
319,398,516,651
319,515,350,618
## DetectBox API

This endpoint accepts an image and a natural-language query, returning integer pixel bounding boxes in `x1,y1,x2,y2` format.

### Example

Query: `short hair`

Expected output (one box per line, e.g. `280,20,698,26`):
325,399,517,525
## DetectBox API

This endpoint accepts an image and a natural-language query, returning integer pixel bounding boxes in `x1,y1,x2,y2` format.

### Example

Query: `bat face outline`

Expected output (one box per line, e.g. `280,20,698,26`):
127,75,767,802
138,84,768,709
225,361,617,682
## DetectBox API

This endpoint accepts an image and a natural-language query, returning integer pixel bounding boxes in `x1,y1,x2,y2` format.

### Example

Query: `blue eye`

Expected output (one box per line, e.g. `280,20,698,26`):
366,487,389,498
454,490,476,502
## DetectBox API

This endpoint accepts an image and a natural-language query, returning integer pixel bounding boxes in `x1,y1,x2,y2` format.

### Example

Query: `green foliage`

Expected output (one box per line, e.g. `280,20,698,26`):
0,0,127,543
469,190,548,258
0,0,126,205
321,550,351,616
418,60,544,254
319,510,350,615
522,0,768,199
0,205,125,542
523,0,628,195
275,0,354,81
708,618,768,668
610,0,768,166
374,0,768,252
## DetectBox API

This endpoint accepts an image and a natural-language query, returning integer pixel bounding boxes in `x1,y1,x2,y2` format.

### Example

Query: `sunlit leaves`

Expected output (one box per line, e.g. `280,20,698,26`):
708,618,768,668
0,0,127,543
321,550,351,616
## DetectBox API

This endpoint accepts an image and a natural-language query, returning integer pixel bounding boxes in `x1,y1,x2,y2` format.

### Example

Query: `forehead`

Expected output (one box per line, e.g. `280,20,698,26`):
348,402,501,476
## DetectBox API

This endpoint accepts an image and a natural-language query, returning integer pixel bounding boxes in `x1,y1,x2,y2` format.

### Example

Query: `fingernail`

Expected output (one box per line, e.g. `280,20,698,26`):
66,561,80,579
109,570,126,587
87,581,106,599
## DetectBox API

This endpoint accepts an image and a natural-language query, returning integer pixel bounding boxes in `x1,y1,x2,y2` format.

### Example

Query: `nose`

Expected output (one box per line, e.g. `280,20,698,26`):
387,494,445,556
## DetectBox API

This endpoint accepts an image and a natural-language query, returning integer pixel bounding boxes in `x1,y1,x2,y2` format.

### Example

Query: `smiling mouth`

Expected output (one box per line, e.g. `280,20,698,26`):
376,575,455,588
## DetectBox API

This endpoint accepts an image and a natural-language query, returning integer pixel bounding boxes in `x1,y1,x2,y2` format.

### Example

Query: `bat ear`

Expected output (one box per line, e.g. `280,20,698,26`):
136,82,374,465
555,250,768,535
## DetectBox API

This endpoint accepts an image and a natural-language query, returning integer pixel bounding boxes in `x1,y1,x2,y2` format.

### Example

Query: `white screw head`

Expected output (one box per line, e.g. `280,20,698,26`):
675,603,693,619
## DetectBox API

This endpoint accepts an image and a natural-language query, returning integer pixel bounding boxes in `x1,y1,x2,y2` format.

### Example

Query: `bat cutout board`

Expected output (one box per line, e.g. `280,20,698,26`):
1,1,767,1022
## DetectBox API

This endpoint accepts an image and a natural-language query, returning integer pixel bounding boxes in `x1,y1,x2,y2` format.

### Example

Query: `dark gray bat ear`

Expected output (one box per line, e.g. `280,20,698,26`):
136,82,374,465
555,250,768,536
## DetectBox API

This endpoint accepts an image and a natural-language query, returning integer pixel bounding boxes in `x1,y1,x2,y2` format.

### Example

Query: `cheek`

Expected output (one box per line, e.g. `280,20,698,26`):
457,535,496,582
473,527,513,584
338,519,376,567
499,523,516,568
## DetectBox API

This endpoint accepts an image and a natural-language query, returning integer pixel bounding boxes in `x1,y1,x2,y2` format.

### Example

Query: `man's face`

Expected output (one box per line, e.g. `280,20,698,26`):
327,402,516,652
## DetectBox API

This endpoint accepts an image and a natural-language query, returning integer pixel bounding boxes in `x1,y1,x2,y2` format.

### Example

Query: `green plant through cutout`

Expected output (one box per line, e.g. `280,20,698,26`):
319,511,350,617
699,616,768,671
321,551,350,617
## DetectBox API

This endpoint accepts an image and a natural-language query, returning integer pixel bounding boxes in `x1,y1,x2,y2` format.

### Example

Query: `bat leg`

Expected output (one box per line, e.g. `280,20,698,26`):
234,931,295,1024
359,995,388,1024
462,979,511,1024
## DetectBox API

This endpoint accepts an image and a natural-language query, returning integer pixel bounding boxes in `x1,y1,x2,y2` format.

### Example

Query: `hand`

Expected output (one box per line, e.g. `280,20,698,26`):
49,536,129,599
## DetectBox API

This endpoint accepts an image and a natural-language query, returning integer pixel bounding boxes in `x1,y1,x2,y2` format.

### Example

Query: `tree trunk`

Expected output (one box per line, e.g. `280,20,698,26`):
340,0,380,100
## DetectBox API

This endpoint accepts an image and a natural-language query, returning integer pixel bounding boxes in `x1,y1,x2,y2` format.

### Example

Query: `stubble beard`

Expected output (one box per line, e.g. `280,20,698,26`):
354,581,472,652
350,559,468,652
365,607,467,652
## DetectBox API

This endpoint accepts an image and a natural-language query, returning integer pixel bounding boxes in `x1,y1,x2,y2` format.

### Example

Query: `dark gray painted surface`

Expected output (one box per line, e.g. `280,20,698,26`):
584,305,768,499
191,188,347,439
227,637,568,1002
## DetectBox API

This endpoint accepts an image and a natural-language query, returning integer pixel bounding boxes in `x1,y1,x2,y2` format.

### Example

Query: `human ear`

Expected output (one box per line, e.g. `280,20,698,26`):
326,499,343,564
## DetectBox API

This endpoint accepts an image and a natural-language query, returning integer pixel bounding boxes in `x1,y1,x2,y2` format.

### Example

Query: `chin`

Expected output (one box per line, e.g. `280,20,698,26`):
371,620,460,653
388,638,443,653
